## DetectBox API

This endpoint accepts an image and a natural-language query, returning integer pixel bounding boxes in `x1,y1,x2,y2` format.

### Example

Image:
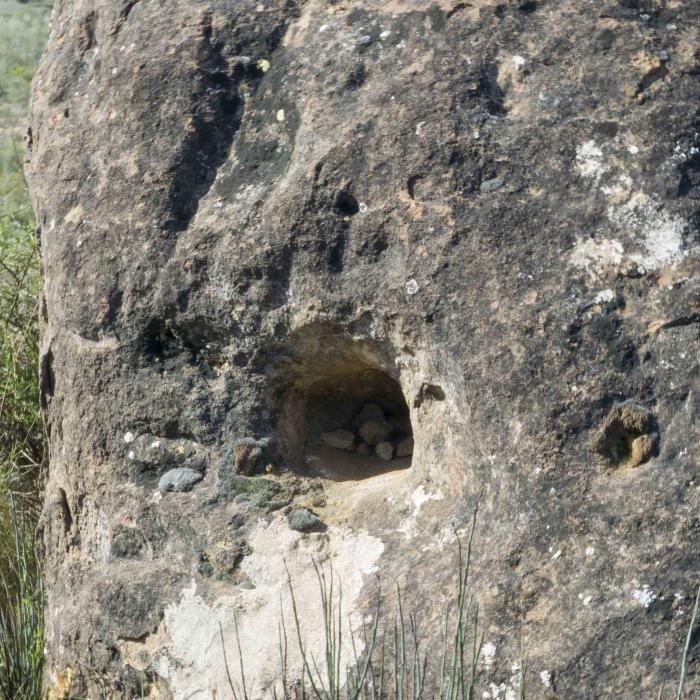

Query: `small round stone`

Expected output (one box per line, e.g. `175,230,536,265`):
287,508,321,532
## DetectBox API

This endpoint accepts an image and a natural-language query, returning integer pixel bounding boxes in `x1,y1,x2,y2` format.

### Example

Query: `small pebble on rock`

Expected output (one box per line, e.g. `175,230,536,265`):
158,468,203,493
405,279,419,295
357,442,372,457
359,420,394,446
287,508,321,532
320,429,356,450
353,402,385,425
480,177,504,193
375,441,394,462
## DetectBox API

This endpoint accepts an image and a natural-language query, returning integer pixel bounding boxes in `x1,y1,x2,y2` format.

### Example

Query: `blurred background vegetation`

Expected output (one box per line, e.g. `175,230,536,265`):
0,0,51,696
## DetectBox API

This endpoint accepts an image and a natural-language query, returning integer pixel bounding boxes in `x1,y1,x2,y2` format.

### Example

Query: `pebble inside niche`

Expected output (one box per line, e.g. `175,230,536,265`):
273,338,414,481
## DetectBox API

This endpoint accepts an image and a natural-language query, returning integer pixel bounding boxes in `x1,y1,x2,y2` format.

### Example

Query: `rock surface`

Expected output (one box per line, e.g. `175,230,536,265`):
356,442,372,457
353,402,385,425
396,435,414,458
26,0,700,698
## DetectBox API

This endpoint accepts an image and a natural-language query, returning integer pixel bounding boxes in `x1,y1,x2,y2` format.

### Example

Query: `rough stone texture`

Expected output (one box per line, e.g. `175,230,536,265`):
357,441,372,457
353,402,385,425
26,0,700,698
396,435,415,458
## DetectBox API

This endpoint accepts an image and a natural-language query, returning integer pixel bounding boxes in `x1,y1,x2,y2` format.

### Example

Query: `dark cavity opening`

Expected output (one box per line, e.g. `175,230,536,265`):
279,364,413,481
334,190,360,217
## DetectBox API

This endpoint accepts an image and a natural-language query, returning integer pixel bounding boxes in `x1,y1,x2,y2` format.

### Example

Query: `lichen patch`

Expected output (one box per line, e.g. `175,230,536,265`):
608,193,687,272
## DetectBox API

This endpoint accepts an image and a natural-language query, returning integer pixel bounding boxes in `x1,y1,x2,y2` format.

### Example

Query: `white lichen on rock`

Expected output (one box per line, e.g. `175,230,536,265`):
575,140,608,180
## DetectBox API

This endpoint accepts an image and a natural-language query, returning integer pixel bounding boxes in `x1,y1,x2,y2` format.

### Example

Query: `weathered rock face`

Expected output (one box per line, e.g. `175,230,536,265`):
26,0,700,697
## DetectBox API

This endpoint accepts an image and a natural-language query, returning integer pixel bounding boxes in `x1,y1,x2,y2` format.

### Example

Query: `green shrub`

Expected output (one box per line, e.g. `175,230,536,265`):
0,499,43,700
0,163,44,700
0,180,42,587
0,4,49,691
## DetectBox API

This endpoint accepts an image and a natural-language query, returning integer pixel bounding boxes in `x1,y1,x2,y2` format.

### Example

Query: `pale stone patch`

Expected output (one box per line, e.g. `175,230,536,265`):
593,289,614,304
405,278,420,295
482,641,497,668
63,205,85,226
632,585,657,608
397,485,443,538
570,237,624,274
575,140,608,180
155,518,384,698
609,193,686,271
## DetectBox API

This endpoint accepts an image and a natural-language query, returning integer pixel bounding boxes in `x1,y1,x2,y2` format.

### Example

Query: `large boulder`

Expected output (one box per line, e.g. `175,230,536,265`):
27,0,700,698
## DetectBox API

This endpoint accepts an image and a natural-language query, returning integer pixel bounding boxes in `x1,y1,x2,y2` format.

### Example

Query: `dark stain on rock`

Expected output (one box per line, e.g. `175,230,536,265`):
40,348,55,411
414,383,446,408
595,121,619,138
478,62,507,117
678,149,700,197
327,233,346,273
518,0,538,13
636,63,669,96
427,4,446,31
344,62,367,90
407,173,425,200
165,18,245,232
111,525,146,559
596,29,616,52
77,12,97,54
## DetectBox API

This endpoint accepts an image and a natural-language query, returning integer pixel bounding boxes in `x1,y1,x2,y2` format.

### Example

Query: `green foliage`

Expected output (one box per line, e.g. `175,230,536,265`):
0,147,42,580
0,145,44,700
0,500,44,700
229,475,286,510
0,1,49,108
0,3,49,695
0,0,51,212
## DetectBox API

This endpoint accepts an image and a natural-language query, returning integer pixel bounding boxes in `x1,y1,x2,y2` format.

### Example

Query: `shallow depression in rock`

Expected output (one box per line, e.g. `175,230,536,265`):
280,366,414,481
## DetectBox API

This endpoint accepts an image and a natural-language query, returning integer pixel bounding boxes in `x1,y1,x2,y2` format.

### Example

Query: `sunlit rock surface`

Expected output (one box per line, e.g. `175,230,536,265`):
27,0,700,697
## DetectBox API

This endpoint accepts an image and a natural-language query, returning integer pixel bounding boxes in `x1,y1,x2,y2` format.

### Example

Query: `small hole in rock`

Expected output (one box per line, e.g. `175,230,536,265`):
334,190,360,217
279,365,413,481
591,402,657,470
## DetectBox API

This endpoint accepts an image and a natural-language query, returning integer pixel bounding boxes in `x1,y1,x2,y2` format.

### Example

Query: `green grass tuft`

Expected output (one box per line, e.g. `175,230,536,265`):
0,3,50,695
0,499,43,700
